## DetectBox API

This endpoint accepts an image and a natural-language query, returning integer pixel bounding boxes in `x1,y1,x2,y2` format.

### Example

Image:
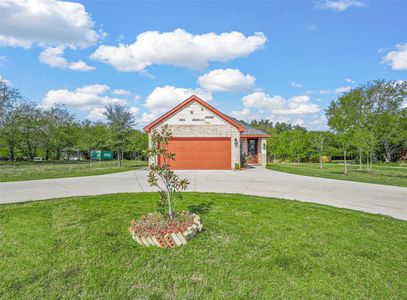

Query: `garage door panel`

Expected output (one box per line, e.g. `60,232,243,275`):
163,137,231,170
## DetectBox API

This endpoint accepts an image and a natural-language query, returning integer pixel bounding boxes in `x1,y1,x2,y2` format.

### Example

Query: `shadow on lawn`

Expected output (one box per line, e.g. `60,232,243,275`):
187,202,214,216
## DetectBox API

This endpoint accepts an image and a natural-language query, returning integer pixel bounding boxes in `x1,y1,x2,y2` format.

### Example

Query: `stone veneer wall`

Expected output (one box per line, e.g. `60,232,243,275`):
260,138,267,166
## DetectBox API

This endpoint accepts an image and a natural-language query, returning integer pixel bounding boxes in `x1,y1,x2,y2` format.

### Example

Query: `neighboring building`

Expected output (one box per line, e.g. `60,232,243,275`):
143,95,270,170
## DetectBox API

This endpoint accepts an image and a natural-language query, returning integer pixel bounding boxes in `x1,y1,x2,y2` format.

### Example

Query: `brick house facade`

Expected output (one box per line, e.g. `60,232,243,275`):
144,95,269,170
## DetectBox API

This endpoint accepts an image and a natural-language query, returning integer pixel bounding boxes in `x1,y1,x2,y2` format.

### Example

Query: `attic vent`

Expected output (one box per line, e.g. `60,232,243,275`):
179,118,185,121
205,116,214,119
192,118,204,121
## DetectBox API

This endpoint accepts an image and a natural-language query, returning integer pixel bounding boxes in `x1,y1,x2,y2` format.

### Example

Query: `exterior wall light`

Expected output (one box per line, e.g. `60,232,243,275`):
234,138,238,147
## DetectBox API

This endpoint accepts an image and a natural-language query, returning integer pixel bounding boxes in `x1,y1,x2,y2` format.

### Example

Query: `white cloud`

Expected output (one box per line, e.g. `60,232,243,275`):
0,0,101,49
231,108,253,121
91,29,266,72
145,85,212,114
198,68,256,92
39,47,95,71
309,115,328,130
113,89,130,95
315,0,366,11
0,75,11,85
87,107,106,121
345,78,355,83
133,95,141,101
141,112,157,125
242,92,320,116
288,81,303,88
69,60,95,71
382,43,407,71
294,118,305,127
320,86,351,94
273,96,320,115
42,84,127,111
129,107,139,115
0,56,6,66
335,86,352,93
242,91,285,110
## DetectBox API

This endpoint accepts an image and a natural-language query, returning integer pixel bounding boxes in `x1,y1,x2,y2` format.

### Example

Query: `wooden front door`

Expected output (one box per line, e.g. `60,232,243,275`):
247,138,258,164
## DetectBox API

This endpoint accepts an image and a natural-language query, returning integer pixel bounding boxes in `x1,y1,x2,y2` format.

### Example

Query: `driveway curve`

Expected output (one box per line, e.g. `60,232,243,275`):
1,167,406,221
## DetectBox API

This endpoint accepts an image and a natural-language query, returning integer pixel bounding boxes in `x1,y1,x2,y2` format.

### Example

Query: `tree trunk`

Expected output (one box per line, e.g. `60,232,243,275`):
167,189,173,219
366,155,369,172
9,144,15,161
297,154,300,165
383,141,395,163
319,155,323,169
117,150,121,167
358,148,362,171
344,150,347,175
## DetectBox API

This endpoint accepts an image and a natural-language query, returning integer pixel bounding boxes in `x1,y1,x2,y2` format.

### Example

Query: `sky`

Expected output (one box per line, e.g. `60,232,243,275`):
0,0,406,130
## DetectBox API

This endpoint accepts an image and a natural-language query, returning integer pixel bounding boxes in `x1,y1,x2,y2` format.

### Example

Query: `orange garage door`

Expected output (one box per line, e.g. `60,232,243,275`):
161,137,231,170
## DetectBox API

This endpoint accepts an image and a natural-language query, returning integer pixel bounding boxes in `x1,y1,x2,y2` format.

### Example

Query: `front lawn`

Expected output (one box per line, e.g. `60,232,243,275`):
1,193,406,298
0,160,147,182
267,162,407,187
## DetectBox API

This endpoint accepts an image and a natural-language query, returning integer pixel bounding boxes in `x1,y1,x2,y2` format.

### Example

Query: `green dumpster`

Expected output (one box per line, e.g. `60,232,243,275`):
91,150,113,161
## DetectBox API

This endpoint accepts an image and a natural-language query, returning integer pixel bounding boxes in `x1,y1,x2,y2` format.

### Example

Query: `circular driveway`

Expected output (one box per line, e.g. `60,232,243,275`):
1,166,406,221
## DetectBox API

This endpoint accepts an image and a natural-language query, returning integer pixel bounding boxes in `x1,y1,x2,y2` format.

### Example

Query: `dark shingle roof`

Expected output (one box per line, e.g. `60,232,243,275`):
230,118,269,136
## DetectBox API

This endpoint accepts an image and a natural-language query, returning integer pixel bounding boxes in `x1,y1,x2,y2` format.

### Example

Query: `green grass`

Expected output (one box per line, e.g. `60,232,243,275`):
1,193,406,299
267,162,407,187
0,160,147,182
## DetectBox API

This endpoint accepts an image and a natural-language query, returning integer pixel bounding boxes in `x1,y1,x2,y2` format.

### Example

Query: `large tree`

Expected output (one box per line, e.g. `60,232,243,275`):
42,105,75,160
309,131,327,169
288,128,308,165
15,102,44,159
103,103,135,166
0,81,23,160
364,80,407,163
326,89,364,174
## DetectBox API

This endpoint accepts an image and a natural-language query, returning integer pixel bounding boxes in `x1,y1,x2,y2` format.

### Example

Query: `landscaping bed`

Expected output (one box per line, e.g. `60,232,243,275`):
1,192,406,298
129,212,203,247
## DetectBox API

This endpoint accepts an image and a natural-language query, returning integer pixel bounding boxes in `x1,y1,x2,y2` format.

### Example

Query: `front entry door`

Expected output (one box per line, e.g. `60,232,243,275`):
247,138,258,164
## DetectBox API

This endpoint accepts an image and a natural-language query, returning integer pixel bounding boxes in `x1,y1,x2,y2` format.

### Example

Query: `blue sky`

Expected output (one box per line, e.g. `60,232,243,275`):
0,0,406,129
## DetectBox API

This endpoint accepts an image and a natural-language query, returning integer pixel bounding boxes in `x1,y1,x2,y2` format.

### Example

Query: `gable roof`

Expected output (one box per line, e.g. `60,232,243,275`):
143,95,245,132
232,119,270,137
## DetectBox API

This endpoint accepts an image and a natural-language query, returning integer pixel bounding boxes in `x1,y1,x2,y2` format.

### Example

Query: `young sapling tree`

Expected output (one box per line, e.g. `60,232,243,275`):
147,125,189,220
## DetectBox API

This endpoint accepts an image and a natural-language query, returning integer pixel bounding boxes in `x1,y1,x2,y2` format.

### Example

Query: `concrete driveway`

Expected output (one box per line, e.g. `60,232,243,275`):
1,166,406,221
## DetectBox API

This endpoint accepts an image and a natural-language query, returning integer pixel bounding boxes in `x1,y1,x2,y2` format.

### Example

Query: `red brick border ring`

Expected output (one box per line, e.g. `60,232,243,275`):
129,214,203,248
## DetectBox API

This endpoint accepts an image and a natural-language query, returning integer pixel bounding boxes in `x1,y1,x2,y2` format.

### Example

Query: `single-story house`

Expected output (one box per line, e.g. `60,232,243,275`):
143,95,270,170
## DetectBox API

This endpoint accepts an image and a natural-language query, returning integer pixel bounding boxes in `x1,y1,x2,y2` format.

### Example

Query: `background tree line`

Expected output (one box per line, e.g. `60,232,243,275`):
250,80,407,171
0,80,148,162
1,79,406,169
